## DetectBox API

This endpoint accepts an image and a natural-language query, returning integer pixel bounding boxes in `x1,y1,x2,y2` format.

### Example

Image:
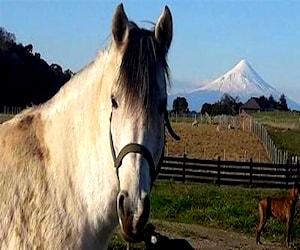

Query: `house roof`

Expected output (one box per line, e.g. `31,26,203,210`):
241,98,261,110
241,97,273,110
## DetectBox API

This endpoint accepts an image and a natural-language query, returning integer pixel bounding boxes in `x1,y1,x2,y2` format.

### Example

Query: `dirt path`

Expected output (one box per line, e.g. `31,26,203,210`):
152,221,287,250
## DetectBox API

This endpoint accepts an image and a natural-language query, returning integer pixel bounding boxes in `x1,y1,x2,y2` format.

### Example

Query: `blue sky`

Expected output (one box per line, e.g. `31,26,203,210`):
1,0,300,103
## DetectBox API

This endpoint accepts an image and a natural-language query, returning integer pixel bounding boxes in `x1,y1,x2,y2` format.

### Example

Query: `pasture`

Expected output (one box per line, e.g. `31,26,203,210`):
252,111,300,130
165,122,270,163
109,181,300,249
252,111,300,157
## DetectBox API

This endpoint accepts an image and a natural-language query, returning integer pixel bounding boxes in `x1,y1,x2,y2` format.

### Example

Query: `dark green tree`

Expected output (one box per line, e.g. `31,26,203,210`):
0,27,16,50
268,95,277,109
172,97,189,114
200,103,212,115
279,93,288,111
0,26,71,110
201,94,242,116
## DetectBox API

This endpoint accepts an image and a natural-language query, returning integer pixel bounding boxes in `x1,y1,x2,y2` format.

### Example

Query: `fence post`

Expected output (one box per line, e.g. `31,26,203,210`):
182,153,186,183
285,160,289,189
297,159,300,180
217,156,221,187
249,158,253,187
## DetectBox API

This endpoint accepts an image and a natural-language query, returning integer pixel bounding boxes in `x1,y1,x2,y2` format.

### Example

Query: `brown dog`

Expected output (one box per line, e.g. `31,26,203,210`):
256,184,299,247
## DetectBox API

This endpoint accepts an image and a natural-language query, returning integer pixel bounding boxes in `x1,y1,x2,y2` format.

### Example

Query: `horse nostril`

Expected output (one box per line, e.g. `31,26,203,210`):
117,190,129,220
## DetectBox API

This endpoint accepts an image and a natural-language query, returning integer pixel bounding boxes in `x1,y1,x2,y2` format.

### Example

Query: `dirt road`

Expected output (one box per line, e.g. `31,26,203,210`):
153,221,288,250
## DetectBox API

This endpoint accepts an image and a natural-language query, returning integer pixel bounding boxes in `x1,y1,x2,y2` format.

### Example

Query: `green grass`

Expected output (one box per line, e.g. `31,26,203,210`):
109,180,300,248
266,126,300,156
251,111,300,127
150,180,300,246
252,111,300,157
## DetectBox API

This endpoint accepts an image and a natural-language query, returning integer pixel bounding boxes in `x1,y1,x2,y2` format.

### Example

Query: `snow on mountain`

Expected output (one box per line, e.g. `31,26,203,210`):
168,59,300,111
197,59,280,98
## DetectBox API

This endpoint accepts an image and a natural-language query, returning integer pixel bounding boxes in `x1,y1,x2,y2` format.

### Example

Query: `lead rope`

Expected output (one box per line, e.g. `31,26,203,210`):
154,110,180,180
164,110,180,141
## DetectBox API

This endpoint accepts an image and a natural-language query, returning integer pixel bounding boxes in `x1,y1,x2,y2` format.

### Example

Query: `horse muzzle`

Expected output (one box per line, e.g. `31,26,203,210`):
117,190,150,242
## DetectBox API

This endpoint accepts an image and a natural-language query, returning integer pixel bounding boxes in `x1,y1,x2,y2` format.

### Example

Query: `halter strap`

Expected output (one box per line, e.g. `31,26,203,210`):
114,143,156,185
109,109,179,187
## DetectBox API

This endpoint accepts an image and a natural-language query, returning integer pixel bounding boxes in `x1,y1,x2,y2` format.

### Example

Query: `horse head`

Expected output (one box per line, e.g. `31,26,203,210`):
108,4,173,241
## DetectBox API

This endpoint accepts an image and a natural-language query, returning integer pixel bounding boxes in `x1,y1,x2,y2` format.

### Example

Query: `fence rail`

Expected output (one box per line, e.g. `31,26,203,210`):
159,155,300,189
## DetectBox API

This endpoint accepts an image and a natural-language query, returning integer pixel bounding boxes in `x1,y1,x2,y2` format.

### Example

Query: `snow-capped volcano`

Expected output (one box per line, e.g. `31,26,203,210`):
197,59,280,97
168,59,300,111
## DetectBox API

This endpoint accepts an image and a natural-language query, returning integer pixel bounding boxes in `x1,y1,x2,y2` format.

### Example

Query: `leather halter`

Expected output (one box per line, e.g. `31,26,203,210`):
109,110,179,187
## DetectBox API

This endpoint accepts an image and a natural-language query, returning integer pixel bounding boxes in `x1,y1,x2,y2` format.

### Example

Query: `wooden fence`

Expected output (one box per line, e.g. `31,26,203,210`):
159,155,300,189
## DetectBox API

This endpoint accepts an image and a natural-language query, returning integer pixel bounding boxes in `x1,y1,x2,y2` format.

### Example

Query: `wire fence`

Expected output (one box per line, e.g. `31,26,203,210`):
169,112,300,165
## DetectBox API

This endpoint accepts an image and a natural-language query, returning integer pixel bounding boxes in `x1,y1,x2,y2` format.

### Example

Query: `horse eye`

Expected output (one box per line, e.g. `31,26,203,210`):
111,97,118,109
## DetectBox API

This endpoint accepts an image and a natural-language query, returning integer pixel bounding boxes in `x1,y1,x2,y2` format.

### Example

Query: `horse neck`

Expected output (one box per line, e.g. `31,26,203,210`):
43,51,112,145
40,51,119,226
47,57,105,116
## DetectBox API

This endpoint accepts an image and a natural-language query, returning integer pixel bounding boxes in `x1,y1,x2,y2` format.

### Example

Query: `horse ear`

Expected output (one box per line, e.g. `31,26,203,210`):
112,4,129,47
155,6,173,51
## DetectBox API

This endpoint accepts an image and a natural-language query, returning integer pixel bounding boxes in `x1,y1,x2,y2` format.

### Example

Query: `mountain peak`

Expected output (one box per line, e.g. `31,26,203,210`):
233,59,251,72
196,59,279,97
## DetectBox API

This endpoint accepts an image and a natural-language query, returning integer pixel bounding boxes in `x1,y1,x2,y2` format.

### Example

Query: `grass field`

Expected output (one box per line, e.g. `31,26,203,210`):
252,111,300,157
151,181,299,236
109,180,300,249
267,127,300,156
252,111,300,130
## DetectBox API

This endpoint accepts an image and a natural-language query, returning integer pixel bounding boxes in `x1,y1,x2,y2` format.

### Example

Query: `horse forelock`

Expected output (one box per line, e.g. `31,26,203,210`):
115,21,170,118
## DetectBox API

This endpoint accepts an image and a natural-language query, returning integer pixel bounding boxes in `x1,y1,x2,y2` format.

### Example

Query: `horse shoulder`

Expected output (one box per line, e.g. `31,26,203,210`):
0,112,79,248
0,111,50,170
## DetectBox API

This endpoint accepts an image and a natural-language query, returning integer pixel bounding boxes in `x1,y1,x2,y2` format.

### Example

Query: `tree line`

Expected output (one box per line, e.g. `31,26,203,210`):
0,27,72,111
172,93,289,116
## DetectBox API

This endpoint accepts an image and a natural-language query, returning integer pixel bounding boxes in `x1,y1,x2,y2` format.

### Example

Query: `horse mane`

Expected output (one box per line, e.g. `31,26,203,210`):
116,21,170,115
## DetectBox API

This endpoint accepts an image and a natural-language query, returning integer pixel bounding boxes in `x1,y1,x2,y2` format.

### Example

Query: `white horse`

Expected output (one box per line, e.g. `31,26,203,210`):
0,4,178,249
